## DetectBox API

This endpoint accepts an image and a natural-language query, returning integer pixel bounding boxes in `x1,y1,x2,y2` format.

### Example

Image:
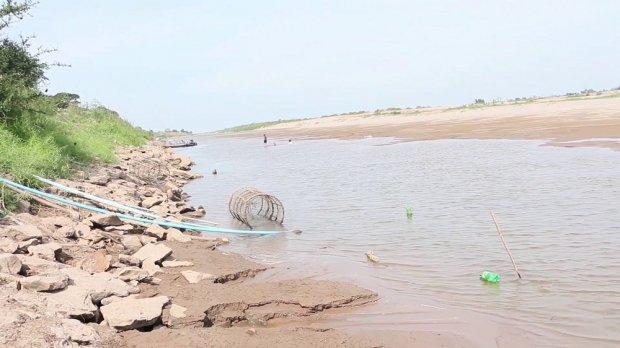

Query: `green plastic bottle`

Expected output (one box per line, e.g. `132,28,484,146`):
406,206,413,219
480,271,500,283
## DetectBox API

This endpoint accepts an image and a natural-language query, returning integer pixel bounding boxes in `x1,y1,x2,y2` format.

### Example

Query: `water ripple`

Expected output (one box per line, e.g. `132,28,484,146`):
178,136,620,348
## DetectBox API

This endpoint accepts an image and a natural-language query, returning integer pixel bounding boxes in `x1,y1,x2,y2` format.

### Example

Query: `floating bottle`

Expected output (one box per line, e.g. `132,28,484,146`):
480,271,500,283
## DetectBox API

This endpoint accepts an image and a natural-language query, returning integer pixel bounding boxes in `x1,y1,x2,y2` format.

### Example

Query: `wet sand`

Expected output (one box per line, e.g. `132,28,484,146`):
122,243,500,348
6,94,615,347
224,92,620,150
0,141,488,348
96,146,487,347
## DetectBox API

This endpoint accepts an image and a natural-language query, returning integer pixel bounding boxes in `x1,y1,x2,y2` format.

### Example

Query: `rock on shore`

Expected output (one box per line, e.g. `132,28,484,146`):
0,142,209,346
0,140,449,348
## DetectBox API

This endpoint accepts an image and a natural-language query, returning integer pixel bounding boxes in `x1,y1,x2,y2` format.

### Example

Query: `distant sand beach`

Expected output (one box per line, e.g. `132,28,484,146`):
225,91,620,150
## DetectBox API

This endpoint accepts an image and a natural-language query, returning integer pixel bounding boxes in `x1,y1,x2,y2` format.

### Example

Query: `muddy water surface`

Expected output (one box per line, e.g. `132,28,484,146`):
178,136,620,348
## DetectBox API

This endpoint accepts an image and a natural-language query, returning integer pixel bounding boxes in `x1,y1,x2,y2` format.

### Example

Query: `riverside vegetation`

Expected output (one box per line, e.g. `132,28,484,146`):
0,3,414,348
0,0,153,211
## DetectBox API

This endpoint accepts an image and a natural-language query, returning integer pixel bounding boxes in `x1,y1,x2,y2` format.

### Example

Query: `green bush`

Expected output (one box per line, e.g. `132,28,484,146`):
0,1,152,211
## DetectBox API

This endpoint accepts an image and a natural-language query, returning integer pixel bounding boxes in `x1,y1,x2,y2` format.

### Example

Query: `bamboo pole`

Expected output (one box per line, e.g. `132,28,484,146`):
490,211,522,279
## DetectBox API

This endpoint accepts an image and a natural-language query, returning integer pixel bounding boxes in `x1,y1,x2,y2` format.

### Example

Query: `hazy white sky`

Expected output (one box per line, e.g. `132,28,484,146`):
8,0,620,132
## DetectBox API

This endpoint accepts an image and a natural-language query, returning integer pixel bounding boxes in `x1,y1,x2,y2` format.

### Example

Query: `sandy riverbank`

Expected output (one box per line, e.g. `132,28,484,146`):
225,92,620,150
0,141,485,347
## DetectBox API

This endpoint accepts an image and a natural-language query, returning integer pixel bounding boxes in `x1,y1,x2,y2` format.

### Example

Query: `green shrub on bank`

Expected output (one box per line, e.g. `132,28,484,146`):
0,97,153,191
0,1,152,211
0,98,153,210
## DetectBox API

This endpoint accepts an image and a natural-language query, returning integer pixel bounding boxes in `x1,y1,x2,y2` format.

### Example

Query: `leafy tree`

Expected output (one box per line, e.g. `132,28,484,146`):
0,0,57,121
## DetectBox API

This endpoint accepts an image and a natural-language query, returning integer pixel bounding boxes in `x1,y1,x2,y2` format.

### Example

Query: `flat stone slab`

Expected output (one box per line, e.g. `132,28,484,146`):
44,285,99,320
101,296,170,331
59,267,131,302
132,243,172,263
17,255,70,274
20,272,69,292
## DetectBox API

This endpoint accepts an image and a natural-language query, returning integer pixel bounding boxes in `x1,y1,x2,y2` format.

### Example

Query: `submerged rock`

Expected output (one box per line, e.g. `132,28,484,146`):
365,251,379,263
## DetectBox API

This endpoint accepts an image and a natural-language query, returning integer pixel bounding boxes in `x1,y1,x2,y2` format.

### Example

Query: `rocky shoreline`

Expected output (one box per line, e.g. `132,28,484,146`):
2,142,459,348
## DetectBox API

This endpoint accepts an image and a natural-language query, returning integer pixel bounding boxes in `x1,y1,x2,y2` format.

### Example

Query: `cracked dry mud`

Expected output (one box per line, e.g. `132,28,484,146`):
202,279,378,327
137,241,378,329
1,140,483,348
160,240,269,284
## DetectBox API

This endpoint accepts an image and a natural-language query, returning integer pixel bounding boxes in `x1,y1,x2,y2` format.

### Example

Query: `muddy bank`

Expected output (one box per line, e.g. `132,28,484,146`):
0,141,480,347
122,326,478,348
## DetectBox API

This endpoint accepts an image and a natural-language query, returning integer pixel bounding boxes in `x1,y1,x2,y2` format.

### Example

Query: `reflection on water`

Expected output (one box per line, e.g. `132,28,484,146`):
178,136,620,348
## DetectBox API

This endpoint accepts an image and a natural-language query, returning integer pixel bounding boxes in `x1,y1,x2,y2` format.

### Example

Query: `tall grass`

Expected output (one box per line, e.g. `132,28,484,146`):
0,97,152,209
0,0,153,211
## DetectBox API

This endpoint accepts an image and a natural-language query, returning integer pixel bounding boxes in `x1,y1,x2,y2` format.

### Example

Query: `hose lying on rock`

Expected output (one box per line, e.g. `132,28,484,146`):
0,176,283,236
33,175,218,228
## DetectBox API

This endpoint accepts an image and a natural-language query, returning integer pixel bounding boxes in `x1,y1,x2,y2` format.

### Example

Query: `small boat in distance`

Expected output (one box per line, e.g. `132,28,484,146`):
163,139,198,148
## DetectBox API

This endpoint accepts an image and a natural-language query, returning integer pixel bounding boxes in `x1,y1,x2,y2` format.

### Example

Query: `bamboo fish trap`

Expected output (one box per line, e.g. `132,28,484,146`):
228,187,285,228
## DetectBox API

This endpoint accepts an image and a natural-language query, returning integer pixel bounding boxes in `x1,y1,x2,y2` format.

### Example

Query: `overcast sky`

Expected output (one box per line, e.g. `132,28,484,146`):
8,0,620,132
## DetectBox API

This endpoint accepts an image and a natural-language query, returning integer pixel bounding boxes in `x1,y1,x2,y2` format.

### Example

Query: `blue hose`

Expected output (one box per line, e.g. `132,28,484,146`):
0,177,283,235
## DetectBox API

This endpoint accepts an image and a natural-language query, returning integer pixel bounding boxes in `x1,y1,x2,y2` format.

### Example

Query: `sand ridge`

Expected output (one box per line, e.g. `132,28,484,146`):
226,92,620,150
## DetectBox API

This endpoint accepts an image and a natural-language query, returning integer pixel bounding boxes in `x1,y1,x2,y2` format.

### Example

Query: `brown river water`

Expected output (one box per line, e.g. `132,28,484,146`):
177,135,620,348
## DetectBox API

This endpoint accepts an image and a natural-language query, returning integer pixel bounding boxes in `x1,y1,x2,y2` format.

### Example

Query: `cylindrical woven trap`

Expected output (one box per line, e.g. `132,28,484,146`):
228,187,284,228
128,156,170,184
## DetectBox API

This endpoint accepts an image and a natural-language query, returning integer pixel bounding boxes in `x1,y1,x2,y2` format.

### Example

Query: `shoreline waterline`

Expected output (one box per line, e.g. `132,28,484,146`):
179,134,620,347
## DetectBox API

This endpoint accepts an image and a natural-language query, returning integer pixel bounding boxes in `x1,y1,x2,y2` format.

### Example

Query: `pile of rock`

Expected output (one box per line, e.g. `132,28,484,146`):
0,215,222,346
0,143,220,346
48,145,207,223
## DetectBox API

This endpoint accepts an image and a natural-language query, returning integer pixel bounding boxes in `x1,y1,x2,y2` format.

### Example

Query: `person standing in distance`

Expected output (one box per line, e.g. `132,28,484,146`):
263,134,267,144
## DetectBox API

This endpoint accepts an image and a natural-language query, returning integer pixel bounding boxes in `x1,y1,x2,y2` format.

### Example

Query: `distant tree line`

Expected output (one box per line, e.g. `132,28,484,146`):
164,128,193,134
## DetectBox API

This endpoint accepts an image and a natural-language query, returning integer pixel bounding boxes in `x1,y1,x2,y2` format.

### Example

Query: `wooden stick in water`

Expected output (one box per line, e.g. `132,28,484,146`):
490,211,522,279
